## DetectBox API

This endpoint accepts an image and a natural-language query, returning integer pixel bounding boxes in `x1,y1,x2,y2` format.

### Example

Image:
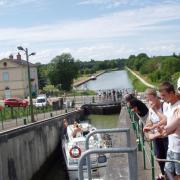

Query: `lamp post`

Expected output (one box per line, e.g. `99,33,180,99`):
17,46,36,122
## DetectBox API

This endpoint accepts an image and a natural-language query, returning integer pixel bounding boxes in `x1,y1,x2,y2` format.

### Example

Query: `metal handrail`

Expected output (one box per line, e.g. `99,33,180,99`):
127,108,180,180
85,128,131,180
78,147,137,180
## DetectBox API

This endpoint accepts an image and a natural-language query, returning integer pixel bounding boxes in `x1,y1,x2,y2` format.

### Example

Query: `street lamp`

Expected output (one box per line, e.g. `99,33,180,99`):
17,46,36,122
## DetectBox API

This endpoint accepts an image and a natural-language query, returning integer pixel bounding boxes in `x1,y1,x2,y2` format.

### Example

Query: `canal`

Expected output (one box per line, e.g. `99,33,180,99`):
34,70,132,180
77,70,133,90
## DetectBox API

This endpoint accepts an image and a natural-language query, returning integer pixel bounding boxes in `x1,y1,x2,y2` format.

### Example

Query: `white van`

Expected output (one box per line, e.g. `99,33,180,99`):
35,94,47,107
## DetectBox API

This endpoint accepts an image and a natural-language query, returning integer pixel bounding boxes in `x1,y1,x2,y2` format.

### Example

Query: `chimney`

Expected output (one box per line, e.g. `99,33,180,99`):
16,53,21,60
9,54,13,60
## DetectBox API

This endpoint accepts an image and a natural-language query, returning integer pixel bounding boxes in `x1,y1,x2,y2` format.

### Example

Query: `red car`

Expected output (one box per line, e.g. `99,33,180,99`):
4,98,28,107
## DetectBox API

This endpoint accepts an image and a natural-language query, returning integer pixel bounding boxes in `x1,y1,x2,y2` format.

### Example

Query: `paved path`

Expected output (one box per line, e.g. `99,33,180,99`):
126,67,157,89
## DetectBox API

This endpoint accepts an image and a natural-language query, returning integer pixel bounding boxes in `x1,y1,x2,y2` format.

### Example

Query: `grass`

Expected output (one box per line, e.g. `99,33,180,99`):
127,71,148,92
133,70,158,87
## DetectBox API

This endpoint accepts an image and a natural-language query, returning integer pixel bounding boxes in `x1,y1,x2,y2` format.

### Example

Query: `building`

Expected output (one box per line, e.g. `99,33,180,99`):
0,53,39,99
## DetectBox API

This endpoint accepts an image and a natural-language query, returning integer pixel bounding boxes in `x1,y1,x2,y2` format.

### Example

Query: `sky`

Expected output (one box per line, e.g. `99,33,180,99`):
0,0,180,64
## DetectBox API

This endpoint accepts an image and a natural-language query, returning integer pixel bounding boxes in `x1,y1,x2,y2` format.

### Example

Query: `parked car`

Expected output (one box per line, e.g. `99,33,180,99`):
4,98,28,107
35,94,47,107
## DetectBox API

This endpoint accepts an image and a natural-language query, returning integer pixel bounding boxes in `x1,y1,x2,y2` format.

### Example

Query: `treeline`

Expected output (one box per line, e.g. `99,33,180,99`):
78,58,125,75
126,53,180,87
37,53,126,92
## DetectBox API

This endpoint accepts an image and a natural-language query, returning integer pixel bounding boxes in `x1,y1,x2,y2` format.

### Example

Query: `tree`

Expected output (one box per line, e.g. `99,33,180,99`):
48,53,79,91
36,63,49,90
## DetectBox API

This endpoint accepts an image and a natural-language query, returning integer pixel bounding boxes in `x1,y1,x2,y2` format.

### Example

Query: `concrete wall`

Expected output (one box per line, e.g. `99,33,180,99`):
82,102,121,115
0,110,83,180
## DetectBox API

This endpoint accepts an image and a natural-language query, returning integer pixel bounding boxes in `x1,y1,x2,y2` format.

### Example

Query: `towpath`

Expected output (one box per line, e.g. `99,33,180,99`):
126,67,157,89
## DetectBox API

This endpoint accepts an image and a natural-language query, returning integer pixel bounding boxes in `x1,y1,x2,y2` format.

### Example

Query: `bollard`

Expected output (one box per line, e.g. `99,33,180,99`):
92,96,95,103
50,112,53,117
23,118,27,125
65,109,67,113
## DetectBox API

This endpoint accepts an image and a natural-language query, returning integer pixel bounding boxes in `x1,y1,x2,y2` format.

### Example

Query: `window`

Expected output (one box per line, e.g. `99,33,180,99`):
3,72,9,81
3,62,7,67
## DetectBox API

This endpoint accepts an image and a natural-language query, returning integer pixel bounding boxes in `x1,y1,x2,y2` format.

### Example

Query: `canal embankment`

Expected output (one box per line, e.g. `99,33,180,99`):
0,110,83,180
73,71,106,87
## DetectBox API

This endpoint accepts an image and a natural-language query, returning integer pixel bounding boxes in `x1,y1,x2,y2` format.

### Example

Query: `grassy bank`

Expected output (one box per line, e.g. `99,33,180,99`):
127,71,148,92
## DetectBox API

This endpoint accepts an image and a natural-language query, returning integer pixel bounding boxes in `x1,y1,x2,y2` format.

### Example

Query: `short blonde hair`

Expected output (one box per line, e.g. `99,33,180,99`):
145,88,157,97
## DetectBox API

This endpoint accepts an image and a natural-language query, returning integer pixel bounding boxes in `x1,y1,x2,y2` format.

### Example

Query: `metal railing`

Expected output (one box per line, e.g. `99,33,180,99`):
0,94,122,131
77,128,137,180
85,128,131,180
127,107,180,180
78,147,137,180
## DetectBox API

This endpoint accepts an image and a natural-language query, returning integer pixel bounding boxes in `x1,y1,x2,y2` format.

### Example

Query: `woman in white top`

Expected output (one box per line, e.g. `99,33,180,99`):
143,88,168,180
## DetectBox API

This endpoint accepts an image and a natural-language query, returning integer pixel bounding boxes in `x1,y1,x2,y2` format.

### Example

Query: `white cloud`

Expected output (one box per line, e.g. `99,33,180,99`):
0,2,180,63
0,3,180,43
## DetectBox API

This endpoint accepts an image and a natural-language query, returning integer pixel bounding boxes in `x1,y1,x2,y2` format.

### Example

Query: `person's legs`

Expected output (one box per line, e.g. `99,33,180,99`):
154,138,167,175
165,150,175,179
174,152,180,179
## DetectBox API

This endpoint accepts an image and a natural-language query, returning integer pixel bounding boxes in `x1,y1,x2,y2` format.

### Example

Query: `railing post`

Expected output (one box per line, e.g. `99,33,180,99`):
0,110,3,130
141,124,146,169
150,141,155,180
128,148,138,179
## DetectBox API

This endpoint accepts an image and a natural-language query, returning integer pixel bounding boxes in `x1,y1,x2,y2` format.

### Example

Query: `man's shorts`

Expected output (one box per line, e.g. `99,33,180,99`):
165,149,180,175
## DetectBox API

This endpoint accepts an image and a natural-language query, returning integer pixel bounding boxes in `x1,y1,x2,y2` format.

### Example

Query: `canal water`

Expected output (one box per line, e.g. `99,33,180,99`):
77,70,133,90
37,70,132,180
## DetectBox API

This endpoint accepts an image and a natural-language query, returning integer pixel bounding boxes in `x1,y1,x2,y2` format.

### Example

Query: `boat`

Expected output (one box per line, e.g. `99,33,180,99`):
62,122,111,180
90,75,96,80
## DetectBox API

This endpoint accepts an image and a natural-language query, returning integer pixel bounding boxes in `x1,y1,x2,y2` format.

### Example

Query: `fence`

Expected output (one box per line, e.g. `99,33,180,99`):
0,93,122,131
127,107,180,180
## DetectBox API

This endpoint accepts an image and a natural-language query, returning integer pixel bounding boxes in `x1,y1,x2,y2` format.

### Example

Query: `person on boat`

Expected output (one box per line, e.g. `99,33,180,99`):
143,88,168,180
72,122,82,138
63,118,68,139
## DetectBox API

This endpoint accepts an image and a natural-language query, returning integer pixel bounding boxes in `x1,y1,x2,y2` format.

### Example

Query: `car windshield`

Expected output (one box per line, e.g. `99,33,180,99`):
37,99,45,103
